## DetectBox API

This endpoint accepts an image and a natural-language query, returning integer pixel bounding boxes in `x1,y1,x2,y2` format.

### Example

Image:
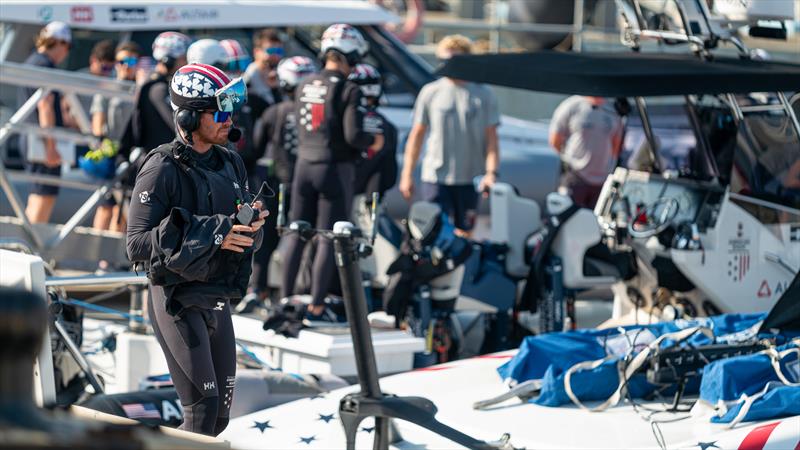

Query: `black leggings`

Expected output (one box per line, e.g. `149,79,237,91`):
148,288,236,436
281,159,354,305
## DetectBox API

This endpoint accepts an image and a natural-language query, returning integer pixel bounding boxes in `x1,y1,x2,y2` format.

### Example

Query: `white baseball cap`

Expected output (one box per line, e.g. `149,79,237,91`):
41,21,72,44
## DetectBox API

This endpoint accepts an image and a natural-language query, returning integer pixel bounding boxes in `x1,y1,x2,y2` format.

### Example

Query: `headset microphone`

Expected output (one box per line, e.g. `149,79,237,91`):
228,127,242,143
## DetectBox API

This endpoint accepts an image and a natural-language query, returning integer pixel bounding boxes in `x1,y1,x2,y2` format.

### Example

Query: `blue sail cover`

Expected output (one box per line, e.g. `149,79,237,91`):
700,341,800,424
497,314,766,407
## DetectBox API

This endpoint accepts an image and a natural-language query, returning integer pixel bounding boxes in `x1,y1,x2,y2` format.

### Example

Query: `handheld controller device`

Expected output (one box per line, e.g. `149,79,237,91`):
236,202,260,225
235,182,269,226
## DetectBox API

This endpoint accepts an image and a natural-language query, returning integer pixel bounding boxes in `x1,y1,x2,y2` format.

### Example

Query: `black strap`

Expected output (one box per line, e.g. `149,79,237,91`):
519,203,582,312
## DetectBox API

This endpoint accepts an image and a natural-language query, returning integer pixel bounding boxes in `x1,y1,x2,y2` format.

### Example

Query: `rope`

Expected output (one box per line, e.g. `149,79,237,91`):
236,341,275,370
473,379,542,410
725,338,800,429
63,298,149,324
563,326,714,412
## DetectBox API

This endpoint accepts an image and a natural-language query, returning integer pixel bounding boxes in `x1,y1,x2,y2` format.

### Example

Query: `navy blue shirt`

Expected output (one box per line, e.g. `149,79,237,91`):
20,52,64,127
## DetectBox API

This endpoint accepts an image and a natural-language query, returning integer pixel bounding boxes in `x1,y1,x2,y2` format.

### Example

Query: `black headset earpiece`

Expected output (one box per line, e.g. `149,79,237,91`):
176,108,200,133
172,140,194,166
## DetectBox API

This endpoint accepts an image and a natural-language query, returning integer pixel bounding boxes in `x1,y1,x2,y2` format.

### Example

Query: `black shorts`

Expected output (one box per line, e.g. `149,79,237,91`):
99,190,117,207
420,182,479,231
28,163,62,196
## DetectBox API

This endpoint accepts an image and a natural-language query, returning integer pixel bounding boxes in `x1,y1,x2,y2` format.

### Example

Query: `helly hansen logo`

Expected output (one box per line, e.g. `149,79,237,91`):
214,234,223,245
204,381,215,391
214,302,224,311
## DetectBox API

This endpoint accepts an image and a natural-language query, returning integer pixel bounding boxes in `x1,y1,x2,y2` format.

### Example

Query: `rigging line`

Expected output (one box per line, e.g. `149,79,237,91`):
63,298,149,323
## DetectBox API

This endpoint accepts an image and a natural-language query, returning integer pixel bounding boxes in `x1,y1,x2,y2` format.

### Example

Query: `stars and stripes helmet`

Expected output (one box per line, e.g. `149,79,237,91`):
348,63,382,98
152,31,191,63
276,56,318,90
170,63,244,112
186,39,229,70
320,24,368,65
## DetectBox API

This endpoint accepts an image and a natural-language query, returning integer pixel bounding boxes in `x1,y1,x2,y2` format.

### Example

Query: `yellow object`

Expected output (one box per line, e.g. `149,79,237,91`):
84,138,119,162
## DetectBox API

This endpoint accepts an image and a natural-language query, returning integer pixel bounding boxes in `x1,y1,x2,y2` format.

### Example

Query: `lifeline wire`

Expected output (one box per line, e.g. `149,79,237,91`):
64,298,149,323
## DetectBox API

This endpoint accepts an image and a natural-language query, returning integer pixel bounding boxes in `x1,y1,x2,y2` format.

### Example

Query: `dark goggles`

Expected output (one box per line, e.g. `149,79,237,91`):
209,111,232,123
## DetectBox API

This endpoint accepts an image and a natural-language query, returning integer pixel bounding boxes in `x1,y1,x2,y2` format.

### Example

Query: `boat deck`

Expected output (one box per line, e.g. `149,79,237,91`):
221,350,800,449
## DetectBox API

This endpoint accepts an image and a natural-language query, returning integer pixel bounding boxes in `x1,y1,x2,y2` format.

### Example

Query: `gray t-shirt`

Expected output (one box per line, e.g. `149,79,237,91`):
413,78,500,185
86,93,133,141
549,95,623,186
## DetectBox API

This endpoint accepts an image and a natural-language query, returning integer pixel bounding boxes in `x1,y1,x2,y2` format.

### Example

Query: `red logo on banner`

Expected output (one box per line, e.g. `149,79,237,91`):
757,280,772,298
70,6,93,23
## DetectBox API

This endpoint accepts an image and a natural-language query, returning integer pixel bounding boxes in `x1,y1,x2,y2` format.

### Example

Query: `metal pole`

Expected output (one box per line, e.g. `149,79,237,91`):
333,226,382,398
63,93,92,135
777,91,800,140
634,96,663,174
0,87,48,147
0,88,50,252
0,162,45,251
332,223,389,449
53,319,105,394
46,185,109,250
45,272,149,287
128,286,148,334
490,2,501,53
573,0,585,52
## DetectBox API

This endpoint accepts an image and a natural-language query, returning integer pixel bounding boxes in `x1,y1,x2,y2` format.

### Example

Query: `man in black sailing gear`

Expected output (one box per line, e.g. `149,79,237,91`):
281,24,383,320
126,63,268,436
128,32,191,154
349,63,398,201
246,56,318,304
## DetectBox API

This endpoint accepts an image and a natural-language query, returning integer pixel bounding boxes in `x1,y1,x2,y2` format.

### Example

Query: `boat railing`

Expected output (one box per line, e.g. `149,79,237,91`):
0,62,136,257
418,0,603,53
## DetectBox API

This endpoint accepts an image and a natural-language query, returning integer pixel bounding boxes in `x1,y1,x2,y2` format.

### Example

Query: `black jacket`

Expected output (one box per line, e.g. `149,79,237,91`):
354,107,398,199
294,69,375,163
126,141,263,312
254,99,297,184
128,73,175,153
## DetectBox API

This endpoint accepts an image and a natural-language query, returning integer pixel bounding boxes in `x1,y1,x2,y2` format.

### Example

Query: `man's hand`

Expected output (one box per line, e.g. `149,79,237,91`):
44,143,62,168
478,173,496,198
221,225,255,253
248,201,270,232
222,202,269,253
399,172,414,201
369,134,385,152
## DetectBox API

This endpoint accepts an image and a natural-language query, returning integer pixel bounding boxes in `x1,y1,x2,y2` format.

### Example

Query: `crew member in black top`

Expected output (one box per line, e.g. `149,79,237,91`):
281,24,383,320
126,63,267,436
349,63,399,200
245,56,318,304
128,32,191,154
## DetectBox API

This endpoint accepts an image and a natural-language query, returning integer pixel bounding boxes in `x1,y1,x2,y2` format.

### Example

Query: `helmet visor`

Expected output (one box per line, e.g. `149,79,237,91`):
215,77,248,112
359,84,382,98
